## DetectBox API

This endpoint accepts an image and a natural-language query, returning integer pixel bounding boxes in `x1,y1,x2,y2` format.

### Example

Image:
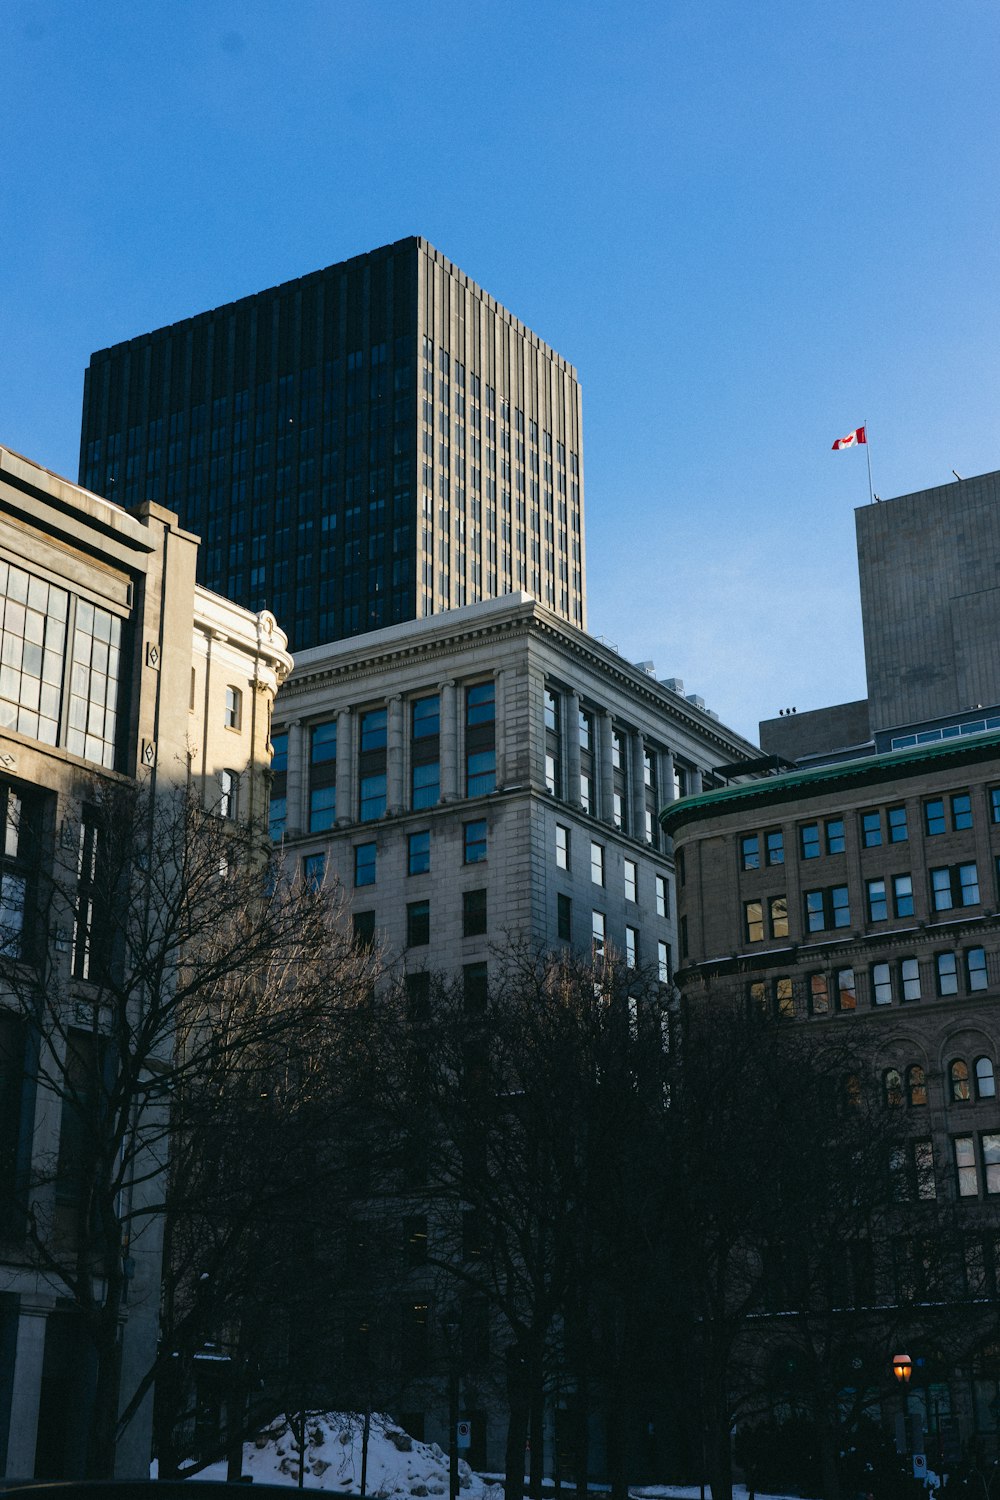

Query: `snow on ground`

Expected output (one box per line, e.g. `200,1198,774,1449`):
173,1411,804,1499
182,1410,501,1496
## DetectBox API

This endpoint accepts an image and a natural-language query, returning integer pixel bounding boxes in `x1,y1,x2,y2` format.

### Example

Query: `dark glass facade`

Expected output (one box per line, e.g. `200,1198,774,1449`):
80,237,585,654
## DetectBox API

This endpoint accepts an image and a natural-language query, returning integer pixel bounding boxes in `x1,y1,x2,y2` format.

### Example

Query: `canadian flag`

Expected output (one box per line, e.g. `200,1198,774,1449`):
832,426,866,450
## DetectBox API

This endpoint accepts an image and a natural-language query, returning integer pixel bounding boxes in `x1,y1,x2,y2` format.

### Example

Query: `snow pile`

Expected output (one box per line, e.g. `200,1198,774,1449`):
191,1410,500,1496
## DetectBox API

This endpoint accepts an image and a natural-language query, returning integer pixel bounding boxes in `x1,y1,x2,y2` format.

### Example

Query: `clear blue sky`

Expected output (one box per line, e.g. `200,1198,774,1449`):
4,0,1000,741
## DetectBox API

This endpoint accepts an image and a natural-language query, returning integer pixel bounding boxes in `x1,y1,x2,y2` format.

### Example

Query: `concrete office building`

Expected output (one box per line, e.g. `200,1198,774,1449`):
760,468,1000,764
79,238,585,655
0,446,290,1479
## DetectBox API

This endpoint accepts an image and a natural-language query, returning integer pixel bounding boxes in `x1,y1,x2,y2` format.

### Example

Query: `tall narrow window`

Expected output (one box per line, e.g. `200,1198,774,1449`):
625,926,638,969
657,940,671,984
624,859,637,904
0,783,42,962
269,730,288,840
592,910,605,960
591,842,604,887
411,695,440,810
466,682,496,796
224,685,242,730
555,824,569,870
309,720,337,831
655,874,669,918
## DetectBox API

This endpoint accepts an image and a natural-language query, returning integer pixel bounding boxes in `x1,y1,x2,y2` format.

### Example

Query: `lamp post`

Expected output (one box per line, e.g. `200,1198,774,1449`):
893,1353,913,1387
441,1309,461,1500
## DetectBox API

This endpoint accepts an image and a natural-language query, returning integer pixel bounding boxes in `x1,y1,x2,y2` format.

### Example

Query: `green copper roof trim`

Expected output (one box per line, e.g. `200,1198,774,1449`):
660,729,1000,835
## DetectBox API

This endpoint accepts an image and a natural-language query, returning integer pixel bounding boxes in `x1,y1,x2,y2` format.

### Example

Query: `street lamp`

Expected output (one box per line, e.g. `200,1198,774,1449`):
893,1353,913,1385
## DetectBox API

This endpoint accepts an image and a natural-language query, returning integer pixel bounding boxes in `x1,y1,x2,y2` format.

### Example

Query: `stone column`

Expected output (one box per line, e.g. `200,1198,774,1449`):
335,708,353,826
598,710,614,824
662,749,677,804
5,1297,54,1477
566,690,581,808
689,765,703,795
440,680,458,801
285,720,303,836
630,731,647,838
387,695,404,814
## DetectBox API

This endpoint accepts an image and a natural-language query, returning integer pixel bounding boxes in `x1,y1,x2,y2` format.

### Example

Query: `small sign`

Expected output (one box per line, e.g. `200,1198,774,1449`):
912,1453,928,1481
456,1421,471,1451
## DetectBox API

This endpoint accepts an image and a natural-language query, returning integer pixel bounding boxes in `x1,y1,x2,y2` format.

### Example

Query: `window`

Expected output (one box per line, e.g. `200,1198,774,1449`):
800,823,820,859
836,968,857,1011
900,956,921,1002
740,833,760,869
217,768,239,820
464,820,487,864
0,783,42,961
303,852,326,890
463,962,488,1016
406,900,430,947
309,785,336,831
924,798,946,836
937,952,959,995
954,1136,978,1197
74,808,111,981
804,885,850,932
952,792,973,829
655,874,668,918
907,1064,927,1107
353,910,376,947
976,1057,997,1100
745,899,764,943
866,878,888,922
769,895,788,939
269,796,287,840
625,926,638,969
861,811,882,848
950,1059,971,1103
871,962,893,1006
467,749,496,797
825,819,845,854
463,888,487,937
408,830,430,875
984,1135,1000,1194
883,1068,903,1108
657,940,671,984
309,720,337,830
360,708,387,751
557,893,572,942
462,1208,485,1263
411,760,440,809
888,805,908,842
412,694,439,739
466,681,495,726
808,973,829,1014
766,830,784,866
555,824,569,869
591,842,604,886
624,859,637,904
747,981,766,1017
912,1140,936,1200
224,685,242,729
592,910,605,959
893,873,914,917
359,773,387,822
773,976,794,1020
967,946,988,992
402,1302,429,1373
931,862,980,910
354,842,376,887
992,787,1000,824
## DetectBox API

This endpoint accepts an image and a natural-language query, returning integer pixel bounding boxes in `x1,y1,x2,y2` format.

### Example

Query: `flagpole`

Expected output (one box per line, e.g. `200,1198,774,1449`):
864,419,875,503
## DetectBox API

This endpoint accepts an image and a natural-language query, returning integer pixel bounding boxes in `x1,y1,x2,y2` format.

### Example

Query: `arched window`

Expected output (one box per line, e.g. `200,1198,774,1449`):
950,1059,971,1103
843,1073,862,1112
975,1057,996,1100
883,1068,903,1108
906,1064,927,1108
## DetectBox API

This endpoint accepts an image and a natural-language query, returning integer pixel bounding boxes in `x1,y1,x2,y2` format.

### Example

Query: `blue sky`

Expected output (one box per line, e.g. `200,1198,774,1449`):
4,0,1000,741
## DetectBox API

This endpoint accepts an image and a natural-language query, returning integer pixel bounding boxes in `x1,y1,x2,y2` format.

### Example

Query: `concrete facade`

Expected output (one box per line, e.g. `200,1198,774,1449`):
0,445,290,1478
79,238,586,656
857,470,1000,734
663,731,1000,1457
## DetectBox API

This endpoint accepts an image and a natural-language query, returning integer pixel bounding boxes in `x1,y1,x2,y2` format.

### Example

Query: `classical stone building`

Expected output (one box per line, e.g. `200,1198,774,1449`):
0,445,290,1478
662,728,1000,1459
270,590,758,1470
79,237,586,654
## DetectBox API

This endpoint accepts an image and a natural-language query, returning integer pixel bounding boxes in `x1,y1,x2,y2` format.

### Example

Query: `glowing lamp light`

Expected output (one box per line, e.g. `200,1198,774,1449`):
892,1353,913,1384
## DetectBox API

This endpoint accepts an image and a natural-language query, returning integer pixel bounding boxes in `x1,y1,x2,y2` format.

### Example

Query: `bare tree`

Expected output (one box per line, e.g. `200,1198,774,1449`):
0,776,377,1478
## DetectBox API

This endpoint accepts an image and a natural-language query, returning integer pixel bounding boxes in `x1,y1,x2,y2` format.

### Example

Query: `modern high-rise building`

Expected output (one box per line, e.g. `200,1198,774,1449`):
79,238,586,654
